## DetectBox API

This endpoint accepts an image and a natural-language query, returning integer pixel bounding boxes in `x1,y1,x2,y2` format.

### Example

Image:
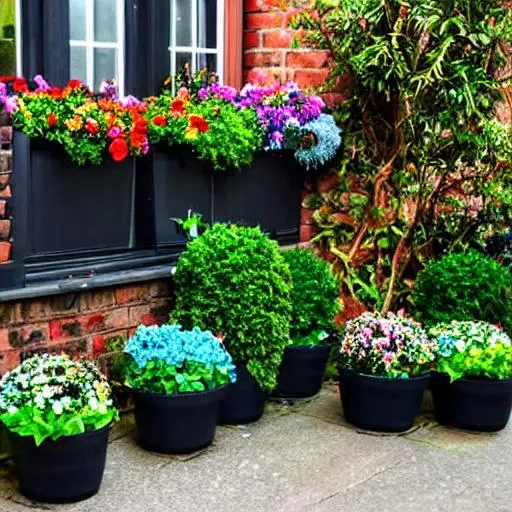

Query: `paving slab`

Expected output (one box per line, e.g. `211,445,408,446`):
0,384,510,512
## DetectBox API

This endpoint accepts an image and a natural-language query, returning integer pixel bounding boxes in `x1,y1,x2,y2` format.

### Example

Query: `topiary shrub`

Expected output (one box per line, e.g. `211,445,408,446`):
171,224,292,392
413,250,512,333
283,248,340,345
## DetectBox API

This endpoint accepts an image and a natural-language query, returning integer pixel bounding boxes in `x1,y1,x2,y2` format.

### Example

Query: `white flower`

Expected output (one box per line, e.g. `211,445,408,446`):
455,340,466,352
34,394,45,409
52,401,63,415
7,405,18,414
98,402,107,415
88,397,98,410
60,396,72,408
41,385,53,398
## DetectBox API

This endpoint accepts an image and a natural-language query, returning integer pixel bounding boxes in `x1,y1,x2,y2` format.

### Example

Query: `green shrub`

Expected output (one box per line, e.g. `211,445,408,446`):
171,224,292,391
413,250,512,333
283,248,340,346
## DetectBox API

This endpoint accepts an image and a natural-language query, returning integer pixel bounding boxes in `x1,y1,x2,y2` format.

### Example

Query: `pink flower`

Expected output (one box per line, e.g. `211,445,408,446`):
107,126,122,139
34,74,50,91
3,96,18,115
361,327,373,338
383,351,395,364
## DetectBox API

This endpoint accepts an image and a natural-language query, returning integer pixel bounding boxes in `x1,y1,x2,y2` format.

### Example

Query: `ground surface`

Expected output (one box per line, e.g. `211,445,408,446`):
0,384,510,512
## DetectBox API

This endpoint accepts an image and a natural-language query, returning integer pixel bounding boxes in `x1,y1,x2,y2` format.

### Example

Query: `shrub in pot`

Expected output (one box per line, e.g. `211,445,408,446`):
413,250,512,333
172,223,292,424
338,313,435,432
0,354,118,503
429,320,512,431
121,324,236,453
273,248,340,398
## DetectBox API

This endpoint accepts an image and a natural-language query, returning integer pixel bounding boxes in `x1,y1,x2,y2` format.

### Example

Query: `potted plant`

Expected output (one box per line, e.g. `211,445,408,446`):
338,312,435,432
429,320,512,431
273,248,340,398
120,324,236,453
0,354,118,503
172,223,292,424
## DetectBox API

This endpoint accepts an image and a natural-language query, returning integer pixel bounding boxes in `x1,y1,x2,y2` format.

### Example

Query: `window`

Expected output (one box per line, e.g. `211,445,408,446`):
170,0,224,82
0,0,19,76
69,0,125,94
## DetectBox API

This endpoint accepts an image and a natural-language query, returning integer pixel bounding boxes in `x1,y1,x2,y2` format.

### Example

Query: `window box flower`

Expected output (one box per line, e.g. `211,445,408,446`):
429,321,512,431
338,313,435,432
0,354,118,503
121,324,237,453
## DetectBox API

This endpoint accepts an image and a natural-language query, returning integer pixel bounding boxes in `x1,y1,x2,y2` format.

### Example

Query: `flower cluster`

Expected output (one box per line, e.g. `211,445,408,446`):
0,354,117,446
429,321,512,381
339,312,436,378
121,324,237,394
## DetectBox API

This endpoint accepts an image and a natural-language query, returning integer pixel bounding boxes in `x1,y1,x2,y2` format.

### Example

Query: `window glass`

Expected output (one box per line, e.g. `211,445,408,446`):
0,0,17,76
175,0,192,47
197,0,216,49
70,0,87,40
94,0,117,43
70,46,88,83
94,47,117,90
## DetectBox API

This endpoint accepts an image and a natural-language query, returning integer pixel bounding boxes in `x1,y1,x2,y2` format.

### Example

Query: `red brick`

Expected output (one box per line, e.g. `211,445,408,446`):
300,224,317,242
321,92,347,109
50,313,106,340
0,219,11,240
318,173,339,193
0,303,22,326
129,301,171,327
115,284,150,305
0,127,12,143
300,207,314,225
0,152,11,173
79,289,116,312
244,30,261,49
0,172,10,187
245,51,282,67
283,8,301,26
0,328,9,351
0,241,11,262
8,323,49,349
294,69,330,88
286,50,330,68
83,313,106,333
245,0,267,12
92,334,106,356
0,200,6,217
263,30,293,48
149,280,172,298
246,12,283,30
104,308,130,330
0,350,20,375
0,185,11,199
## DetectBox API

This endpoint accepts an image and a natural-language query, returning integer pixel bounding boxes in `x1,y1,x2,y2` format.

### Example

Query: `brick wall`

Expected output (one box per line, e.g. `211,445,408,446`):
0,279,174,375
243,0,330,88
0,126,12,264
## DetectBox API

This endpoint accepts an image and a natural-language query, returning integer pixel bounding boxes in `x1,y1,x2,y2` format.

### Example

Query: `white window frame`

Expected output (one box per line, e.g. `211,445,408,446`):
14,0,22,76
69,0,125,95
169,0,225,84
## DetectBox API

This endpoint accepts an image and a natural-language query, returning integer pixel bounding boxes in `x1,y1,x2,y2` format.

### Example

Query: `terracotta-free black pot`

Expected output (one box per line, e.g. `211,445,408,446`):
273,344,332,398
218,364,265,424
431,372,512,432
338,368,430,432
8,425,110,503
132,385,228,454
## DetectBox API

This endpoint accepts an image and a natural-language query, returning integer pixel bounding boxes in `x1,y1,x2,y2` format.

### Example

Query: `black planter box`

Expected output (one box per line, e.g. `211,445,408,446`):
151,147,213,249
214,152,305,244
27,140,134,256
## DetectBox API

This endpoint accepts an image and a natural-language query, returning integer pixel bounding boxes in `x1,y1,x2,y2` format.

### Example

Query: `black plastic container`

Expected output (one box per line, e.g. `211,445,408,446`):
338,368,429,432
218,364,265,424
9,425,110,503
431,372,512,432
132,385,227,453
273,344,332,398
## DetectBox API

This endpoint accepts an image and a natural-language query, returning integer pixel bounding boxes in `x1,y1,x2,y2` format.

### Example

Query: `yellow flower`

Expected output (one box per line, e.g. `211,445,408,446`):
23,111,32,119
184,127,199,140
65,115,84,131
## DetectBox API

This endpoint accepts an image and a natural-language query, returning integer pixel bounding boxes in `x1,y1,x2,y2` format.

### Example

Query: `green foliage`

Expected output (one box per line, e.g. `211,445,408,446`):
430,320,512,380
283,248,340,345
413,250,512,332
171,224,292,391
292,0,512,313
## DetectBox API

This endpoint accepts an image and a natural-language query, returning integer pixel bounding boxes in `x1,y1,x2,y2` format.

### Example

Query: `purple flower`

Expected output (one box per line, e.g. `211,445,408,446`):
34,75,50,91
3,96,18,115
119,95,142,108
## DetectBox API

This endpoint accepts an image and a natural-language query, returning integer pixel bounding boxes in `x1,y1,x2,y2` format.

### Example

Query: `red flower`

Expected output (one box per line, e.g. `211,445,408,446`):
67,79,83,89
152,114,167,127
49,87,62,99
85,118,99,135
132,114,148,134
0,75,15,83
130,131,147,149
108,138,129,162
170,98,185,116
47,113,58,128
188,114,209,133
13,78,28,93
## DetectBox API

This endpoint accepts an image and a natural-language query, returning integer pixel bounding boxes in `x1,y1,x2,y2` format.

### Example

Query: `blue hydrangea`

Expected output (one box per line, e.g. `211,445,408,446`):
294,114,342,170
124,324,237,383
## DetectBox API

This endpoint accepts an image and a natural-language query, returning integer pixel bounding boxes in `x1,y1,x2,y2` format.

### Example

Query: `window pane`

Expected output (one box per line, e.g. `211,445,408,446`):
175,52,192,75
197,53,216,73
0,0,16,76
175,0,192,46
70,46,87,82
69,0,87,40
94,0,118,42
197,0,216,49
94,48,117,90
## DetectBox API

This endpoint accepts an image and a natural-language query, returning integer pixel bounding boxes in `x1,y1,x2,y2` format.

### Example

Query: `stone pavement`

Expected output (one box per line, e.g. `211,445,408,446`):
0,384,511,512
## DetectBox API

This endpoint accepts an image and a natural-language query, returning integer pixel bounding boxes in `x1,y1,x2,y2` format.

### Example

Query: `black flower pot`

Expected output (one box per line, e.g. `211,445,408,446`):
8,425,110,503
132,385,227,454
431,372,512,432
338,368,429,432
273,344,332,398
218,364,265,424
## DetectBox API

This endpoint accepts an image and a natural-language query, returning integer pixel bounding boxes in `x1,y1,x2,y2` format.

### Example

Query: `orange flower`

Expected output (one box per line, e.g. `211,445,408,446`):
188,114,208,133
64,115,83,131
152,114,167,127
170,97,185,117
